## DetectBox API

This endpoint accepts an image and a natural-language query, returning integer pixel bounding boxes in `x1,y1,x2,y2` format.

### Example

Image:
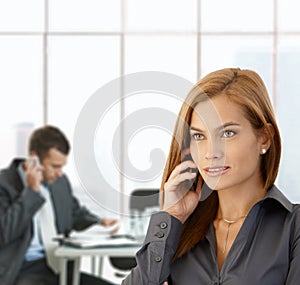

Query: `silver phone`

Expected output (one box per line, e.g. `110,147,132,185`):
27,155,40,167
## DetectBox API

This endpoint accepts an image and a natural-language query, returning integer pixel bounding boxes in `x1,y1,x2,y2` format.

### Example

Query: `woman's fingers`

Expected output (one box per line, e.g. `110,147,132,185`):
168,160,197,180
162,151,201,222
165,171,196,190
164,171,198,209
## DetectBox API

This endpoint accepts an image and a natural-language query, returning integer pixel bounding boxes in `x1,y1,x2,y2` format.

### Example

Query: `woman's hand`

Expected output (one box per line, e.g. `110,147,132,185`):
163,152,202,223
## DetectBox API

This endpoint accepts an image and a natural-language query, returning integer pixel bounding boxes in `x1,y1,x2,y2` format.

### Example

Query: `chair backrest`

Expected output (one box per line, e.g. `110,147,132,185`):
129,188,160,212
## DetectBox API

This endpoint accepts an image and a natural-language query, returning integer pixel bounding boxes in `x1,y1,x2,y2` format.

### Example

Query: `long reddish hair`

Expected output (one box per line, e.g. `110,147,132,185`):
160,68,281,259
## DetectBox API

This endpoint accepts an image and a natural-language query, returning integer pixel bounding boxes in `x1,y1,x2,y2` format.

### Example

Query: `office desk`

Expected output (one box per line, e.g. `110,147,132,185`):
55,245,141,285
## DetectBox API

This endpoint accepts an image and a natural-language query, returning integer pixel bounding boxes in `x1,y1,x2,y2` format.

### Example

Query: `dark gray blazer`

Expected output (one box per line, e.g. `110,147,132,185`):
0,159,100,285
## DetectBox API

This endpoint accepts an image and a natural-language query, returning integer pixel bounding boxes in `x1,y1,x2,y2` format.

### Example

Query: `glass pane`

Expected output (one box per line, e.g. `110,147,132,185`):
201,0,273,32
201,35,273,102
122,92,183,199
118,70,195,215
125,35,197,82
126,0,197,32
94,100,121,215
277,36,300,202
47,36,121,215
0,0,44,32
0,36,43,168
278,0,300,31
49,0,121,32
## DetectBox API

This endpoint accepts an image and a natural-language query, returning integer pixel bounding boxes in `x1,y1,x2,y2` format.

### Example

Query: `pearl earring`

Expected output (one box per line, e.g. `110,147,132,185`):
262,148,266,154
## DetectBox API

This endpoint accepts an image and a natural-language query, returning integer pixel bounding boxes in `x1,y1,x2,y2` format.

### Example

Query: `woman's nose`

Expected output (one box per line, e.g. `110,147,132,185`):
204,140,225,160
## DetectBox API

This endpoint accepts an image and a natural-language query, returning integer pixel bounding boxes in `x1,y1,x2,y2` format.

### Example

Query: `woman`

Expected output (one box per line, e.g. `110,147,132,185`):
122,68,300,284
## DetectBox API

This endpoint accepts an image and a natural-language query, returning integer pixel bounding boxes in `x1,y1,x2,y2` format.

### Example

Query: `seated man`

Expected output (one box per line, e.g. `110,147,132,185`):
0,125,117,285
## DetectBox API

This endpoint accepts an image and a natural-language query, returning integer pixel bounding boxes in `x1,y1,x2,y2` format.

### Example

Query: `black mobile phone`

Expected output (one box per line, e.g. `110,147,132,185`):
182,153,197,174
181,153,199,191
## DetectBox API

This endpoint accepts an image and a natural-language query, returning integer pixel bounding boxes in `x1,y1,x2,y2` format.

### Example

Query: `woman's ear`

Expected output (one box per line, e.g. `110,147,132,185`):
259,123,274,154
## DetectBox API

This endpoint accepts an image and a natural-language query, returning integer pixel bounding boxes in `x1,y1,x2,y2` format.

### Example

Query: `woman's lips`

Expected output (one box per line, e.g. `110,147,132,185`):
203,166,230,177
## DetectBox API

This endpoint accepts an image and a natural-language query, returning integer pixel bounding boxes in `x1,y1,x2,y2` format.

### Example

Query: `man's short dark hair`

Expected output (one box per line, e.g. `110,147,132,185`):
29,125,70,159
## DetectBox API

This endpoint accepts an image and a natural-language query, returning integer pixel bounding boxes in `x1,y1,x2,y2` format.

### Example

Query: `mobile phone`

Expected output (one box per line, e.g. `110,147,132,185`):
182,153,197,174
180,152,198,191
27,155,40,167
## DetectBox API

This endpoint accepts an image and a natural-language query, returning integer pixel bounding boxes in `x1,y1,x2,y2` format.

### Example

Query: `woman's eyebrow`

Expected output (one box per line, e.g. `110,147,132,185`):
190,122,241,133
190,126,204,132
216,122,241,131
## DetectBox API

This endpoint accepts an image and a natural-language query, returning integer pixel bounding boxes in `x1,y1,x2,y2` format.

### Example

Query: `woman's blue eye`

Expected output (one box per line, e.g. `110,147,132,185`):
223,130,235,138
191,133,204,141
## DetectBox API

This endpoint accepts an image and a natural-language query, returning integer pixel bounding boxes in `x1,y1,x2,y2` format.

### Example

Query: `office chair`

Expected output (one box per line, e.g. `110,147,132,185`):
109,188,160,278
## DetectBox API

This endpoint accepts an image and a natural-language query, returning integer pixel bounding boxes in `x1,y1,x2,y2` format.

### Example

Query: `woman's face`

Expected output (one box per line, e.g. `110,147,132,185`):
189,94,264,192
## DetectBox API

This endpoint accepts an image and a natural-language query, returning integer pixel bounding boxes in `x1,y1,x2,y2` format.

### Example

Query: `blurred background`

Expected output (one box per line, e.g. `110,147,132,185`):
1,0,300,222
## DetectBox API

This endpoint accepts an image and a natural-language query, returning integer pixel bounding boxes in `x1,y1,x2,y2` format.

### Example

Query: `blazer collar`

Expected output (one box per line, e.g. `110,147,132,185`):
199,183,293,213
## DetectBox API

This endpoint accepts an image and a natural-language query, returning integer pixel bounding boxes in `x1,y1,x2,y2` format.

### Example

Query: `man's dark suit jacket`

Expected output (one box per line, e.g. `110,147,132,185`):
0,159,100,285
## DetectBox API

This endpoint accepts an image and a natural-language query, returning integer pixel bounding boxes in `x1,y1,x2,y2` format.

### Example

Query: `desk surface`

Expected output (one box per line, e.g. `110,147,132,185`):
55,244,142,258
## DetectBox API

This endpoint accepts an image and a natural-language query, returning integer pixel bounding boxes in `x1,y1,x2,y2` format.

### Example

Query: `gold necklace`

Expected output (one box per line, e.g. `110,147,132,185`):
218,215,247,254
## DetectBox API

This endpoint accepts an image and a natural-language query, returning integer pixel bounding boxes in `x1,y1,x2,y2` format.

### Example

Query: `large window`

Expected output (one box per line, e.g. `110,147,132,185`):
1,0,300,219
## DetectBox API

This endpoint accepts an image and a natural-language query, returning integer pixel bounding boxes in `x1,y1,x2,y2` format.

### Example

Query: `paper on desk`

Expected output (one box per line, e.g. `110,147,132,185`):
63,235,141,248
74,222,120,236
63,226,141,248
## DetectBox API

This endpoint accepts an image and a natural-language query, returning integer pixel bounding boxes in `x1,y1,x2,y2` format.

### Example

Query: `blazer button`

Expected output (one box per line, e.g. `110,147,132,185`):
160,222,168,229
155,231,165,238
155,256,162,262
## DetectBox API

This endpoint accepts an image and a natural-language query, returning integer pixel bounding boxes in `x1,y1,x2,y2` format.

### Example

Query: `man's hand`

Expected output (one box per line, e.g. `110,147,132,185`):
100,218,118,227
25,156,43,192
100,218,119,234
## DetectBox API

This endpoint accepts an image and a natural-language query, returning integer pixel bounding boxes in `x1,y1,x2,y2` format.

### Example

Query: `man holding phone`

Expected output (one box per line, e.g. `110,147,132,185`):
0,125,116,285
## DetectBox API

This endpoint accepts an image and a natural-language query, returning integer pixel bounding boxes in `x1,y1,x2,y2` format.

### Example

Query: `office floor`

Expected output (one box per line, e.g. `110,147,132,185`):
81,256,128,285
